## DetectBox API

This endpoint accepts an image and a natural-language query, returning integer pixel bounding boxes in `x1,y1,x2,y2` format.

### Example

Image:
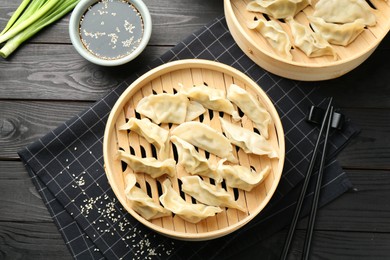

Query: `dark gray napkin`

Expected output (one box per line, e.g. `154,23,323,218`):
18,16,358,259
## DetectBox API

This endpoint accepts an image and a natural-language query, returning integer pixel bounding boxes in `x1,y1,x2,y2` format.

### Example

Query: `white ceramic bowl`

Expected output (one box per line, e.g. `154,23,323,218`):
69,0,152,66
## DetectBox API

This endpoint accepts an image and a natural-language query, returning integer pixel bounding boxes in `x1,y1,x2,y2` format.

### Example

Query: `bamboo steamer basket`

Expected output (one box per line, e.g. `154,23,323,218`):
103,59,285,240
224,0,390,81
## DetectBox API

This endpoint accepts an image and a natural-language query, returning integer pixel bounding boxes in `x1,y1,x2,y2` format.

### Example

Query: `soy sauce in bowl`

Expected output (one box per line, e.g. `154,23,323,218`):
69,0,152,66
80,1,143,60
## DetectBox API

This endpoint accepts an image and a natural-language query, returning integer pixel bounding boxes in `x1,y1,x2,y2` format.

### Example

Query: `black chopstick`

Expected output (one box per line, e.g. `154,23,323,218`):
302,106,334,260
280,97,333,260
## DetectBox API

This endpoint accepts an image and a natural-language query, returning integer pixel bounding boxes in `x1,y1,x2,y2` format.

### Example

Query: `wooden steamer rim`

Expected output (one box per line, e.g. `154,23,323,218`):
103,59,285,240
224,0,390,81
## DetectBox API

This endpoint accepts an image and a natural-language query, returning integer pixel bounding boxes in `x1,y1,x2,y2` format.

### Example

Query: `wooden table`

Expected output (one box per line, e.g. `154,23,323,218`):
1,1,390,259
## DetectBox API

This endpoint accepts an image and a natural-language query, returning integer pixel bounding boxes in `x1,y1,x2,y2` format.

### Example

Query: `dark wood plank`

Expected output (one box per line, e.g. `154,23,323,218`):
0,45,170,101
1,43,389,105
315,43,390,109
245,229,390,260
1,220,389,260
140,0,224,45
0,161,51,222
0,101,92,159
301,33,390,108
336,108,390,169
1,13,389,106
0,0,224,45
305,230,390,260
3,160,390,234
301,169,390,233
1,0,390,259
2,160,390,259
0,221,72,260
2,100,390,168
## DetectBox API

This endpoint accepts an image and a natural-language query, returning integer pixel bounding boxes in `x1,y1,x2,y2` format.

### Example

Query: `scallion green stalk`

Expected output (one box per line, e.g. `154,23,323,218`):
0,0,31,36
0,0,68,44
8,0,47,31
0,0,80,58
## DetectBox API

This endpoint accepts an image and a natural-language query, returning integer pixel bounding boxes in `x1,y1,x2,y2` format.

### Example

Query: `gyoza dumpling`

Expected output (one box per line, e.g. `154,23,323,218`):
247,0,309,19
227,84,272,139
125,174,171,220
170,136,222,182
119,117,170,159
136,92,188,124
181,175,246,212
309,16,365,46
171,121,238,163
159,178,222,223
185,100,206,121
219,117,278,158
313,0,376,26
180,84,240,120
118,150,176,178
247,19,293,60
286,17,336,59
217,160,271,192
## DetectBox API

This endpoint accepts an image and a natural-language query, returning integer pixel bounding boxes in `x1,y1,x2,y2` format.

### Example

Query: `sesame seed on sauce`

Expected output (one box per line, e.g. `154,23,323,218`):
79,0,144,60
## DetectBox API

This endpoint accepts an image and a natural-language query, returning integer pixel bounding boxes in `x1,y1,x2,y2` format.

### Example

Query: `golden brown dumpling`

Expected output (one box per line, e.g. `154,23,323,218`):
170,136,221,182
125,174,171,220
313,0,376,26
180,84,240,120
217,160,271,192
247,0,309,19
119,117,170,159
227,84,273,139
118,150,176,178
309,16,365,46
247,19,293,60
171,121,238,163
219,117,278,158
159,178,222,223
286,17,337,59
136,92,188,124
181,175,246,212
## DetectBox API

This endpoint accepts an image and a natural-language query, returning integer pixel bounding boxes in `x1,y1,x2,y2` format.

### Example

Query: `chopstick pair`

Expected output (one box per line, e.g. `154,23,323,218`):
280,97,335,260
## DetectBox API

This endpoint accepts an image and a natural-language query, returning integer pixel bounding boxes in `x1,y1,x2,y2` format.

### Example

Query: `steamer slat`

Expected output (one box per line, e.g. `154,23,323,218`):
103,60,285,240
225,0,390,80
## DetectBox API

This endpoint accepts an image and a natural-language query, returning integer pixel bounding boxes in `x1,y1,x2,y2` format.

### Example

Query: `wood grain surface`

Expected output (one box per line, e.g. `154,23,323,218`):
1,0,389,259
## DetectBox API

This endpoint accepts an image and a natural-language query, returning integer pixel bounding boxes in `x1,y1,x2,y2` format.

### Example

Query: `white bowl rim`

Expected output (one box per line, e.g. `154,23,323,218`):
69,0,152,66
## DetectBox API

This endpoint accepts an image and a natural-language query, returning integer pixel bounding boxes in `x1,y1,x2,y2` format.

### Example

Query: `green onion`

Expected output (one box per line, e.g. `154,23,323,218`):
0,0,80,58
7,0,47,32
0,0,31,36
